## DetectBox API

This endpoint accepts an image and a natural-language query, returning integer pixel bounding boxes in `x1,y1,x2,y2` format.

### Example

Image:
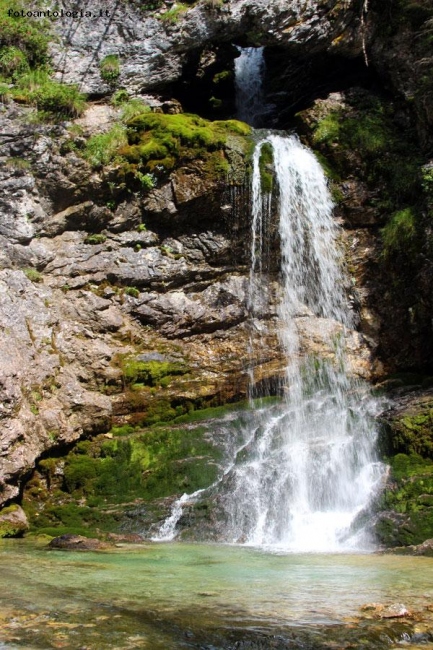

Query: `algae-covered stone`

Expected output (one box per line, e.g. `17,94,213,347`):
0,504,29,538
374,451,433,547
380,389,433,459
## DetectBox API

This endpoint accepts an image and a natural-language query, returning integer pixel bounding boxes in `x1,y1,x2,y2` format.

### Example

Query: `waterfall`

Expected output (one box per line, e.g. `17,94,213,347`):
223,134,385,551
153,49,386,551
235,47,267,127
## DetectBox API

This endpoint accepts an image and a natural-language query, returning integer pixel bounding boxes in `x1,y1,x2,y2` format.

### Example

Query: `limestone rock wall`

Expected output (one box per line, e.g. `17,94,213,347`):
49,0,364,95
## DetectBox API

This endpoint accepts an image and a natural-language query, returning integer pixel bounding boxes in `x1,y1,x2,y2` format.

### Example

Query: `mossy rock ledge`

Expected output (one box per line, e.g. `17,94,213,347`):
20,404,252,539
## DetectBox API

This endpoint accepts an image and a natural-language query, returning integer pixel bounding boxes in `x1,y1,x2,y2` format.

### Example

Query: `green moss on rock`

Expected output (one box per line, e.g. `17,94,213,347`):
376,453,433,546
381,397,433,458
304,92,422,214
258,142,274,194
0,504,28,538
23,419,224,535
121,357,188,387
381,207,418,258
83,111,251,188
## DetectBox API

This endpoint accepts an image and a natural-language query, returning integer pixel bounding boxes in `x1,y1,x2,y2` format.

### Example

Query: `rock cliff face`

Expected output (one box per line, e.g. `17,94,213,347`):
0,96,373,510
50,0,364,96
1,0,433,544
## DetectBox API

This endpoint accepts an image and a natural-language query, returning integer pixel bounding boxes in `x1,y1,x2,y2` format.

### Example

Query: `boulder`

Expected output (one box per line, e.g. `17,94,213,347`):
0,505,29,538
48,534,110,550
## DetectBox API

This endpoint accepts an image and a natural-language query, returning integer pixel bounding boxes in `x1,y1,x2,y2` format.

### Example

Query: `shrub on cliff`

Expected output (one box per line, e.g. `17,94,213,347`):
99,54,120,84
0,0,48,69
13,70,86,118
0,1,85,119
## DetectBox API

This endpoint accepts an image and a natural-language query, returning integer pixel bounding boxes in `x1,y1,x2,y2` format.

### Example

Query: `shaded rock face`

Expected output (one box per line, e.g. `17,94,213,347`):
296,87,433,375
369,0,433,153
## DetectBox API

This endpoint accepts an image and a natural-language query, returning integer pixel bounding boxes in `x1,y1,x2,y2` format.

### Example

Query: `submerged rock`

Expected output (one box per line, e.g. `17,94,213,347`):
360,602,412,620
48,534,110,550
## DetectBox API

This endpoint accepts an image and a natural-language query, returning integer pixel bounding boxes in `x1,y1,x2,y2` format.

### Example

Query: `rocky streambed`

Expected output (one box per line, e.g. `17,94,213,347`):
2,540,433,649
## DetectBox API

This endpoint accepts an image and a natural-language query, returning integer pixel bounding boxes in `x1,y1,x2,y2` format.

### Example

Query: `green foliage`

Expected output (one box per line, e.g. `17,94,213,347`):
0,0,49,69
135,170,155,189
24,268,43,283
124,286,140,298
159,3,188,23
313,106,387,154
15,70,85,118
0,4,85,119
84,234,107,245
30,80,85,118
0,82,10,100
381,208,417,257
308,93,423,213
99,54,120,83
84,124,128,168
312,111,341,145
120,98,151,121
0,46,29,79
64,456,99,493
259,141,274,193
121,358,188,387
111,88,129,106
110,424,137,437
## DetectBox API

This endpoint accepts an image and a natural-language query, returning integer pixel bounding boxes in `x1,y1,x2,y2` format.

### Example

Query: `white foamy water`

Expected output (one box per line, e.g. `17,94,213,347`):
223,135,385,552
155,52,386,550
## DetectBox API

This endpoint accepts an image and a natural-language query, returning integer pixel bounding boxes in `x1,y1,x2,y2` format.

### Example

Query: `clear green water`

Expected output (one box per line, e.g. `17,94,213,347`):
1,540,433,649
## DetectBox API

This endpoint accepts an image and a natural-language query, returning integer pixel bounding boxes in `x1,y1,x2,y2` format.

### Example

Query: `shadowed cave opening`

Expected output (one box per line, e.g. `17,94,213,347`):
166,43,381,127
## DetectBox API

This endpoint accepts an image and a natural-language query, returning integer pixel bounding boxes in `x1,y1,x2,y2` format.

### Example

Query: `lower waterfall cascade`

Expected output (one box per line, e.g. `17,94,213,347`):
153,133,387,552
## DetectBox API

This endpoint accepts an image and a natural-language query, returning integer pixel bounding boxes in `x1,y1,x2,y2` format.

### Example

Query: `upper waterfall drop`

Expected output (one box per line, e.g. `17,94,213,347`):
235,46,267,127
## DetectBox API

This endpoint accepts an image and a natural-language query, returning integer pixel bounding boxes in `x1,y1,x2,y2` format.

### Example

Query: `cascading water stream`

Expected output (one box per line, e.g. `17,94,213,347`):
222,134,385,551
152,47,386,550
235,47,267,127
